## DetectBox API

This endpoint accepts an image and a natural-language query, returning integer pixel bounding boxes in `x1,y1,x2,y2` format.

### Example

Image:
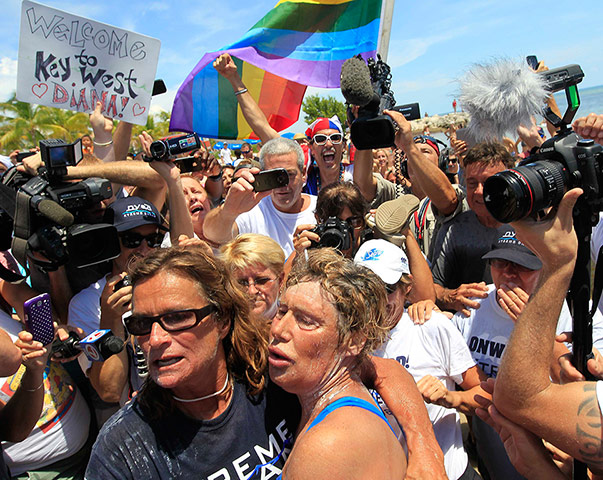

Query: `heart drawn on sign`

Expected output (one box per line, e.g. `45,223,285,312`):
132,103,146,116
32,83,48,98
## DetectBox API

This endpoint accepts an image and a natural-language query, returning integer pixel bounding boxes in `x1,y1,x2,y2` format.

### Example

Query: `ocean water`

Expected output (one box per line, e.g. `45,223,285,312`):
554,84,603,119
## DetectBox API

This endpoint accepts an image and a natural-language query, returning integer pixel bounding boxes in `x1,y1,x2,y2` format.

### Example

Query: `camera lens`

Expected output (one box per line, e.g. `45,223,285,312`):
320,229,347,250
149,140,168,160
484,160,569,223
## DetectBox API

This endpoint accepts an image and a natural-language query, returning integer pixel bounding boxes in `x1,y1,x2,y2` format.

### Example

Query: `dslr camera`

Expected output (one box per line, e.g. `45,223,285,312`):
146,133,201,161
483,64,603,223
309,217,353,251
1,138,120,273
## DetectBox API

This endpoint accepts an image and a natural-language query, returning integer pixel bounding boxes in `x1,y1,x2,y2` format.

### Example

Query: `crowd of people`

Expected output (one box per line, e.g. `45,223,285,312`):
1,49,603,480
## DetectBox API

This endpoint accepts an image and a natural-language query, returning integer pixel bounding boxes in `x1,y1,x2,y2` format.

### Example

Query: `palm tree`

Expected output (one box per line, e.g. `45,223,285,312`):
0,94,92,152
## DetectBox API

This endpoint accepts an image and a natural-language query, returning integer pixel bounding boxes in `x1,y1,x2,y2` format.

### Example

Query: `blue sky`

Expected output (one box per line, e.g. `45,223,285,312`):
1,0,602,134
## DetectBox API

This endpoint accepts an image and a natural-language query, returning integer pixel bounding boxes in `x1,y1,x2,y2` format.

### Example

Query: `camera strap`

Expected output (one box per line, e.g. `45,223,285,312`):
11,190,32,277
590,245,603,319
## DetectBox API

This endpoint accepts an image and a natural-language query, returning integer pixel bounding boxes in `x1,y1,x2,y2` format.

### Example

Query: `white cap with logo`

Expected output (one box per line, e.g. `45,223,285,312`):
353,239,410,285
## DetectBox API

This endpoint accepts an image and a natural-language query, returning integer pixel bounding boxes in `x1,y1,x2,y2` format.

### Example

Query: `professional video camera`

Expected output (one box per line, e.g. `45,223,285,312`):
1,138,120,274
341,55,421,150
146,133,201,161
309,217,353,251
483,64,603,223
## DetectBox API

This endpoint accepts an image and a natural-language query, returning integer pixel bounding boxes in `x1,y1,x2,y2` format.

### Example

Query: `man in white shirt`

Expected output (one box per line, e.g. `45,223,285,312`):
220,142,233,165
203,137,316,257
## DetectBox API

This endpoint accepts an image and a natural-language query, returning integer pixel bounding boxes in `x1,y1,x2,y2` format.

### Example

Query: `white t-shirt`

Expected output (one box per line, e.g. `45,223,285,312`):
0,312,90,475
374,312,476,480
235,194,317,258
220,147,233,165
453,284,573,378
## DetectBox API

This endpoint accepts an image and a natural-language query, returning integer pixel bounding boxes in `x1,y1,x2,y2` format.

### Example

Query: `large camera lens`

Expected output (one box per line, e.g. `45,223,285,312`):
320,228,349,250
483,160,569,223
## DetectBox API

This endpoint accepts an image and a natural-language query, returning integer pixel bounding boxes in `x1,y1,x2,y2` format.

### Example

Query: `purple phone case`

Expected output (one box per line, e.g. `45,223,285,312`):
23,293,54,345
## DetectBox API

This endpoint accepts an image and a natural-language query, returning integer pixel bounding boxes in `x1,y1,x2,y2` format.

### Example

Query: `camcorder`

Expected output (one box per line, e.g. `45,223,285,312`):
309,217,353,251
341,54,421,150
483,64,602,223
1,138,120,275
146,133,201,161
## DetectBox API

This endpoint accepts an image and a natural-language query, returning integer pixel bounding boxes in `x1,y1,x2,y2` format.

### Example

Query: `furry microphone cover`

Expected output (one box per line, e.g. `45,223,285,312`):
458,58,548,141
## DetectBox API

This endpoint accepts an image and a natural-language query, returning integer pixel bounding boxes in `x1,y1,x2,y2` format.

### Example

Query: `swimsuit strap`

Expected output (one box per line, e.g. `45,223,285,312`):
306,396,396,436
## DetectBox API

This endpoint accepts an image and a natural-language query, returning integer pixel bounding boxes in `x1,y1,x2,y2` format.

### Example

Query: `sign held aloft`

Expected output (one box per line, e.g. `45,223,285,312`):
17,0,161,125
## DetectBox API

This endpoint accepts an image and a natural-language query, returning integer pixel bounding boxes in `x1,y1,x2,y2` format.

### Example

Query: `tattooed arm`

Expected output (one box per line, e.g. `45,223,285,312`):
494,189,603,470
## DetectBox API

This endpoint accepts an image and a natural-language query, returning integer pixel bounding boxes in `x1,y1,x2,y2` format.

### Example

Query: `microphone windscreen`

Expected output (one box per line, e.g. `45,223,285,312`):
37,199,74,227
341,56,374,107
102,335,125,355
458,58,547,141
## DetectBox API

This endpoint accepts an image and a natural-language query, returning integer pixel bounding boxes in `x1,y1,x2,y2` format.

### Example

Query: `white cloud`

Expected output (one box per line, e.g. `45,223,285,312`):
149,86,177,115
0,57,18,101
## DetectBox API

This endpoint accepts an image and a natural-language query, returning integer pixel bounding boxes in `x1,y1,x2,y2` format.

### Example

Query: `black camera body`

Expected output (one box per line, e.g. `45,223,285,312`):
483,64,603,223
147,133,201,161
1,139,121,272
309,217,353,251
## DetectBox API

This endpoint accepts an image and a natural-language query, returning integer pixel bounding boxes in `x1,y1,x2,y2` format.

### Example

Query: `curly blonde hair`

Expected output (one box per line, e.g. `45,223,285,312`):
287,248,389,366
129,245,268,418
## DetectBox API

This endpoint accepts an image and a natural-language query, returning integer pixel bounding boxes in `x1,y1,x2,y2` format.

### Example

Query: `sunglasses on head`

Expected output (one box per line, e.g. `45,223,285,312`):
120,231,163,249
124,305,216,336
313,133,343,145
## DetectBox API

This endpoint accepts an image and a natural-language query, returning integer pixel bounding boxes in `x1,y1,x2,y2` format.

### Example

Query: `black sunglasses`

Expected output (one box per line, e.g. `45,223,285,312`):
241,149,252,155
385,282,398,294
120,231,163,249
124,305,216,336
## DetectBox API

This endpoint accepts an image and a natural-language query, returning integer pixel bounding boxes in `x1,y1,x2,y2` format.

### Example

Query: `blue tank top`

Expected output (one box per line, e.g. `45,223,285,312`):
275,396,396,479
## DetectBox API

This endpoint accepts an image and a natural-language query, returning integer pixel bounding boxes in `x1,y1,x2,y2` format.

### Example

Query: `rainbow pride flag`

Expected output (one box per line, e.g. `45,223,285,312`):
170,0,384,139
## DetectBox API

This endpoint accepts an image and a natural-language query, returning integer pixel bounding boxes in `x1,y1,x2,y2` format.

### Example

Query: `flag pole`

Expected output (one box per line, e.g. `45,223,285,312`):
377,0,395,62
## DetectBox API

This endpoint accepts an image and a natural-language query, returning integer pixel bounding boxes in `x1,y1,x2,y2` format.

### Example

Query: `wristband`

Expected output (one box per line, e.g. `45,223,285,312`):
93,139,113,146
207,169,223,181
234,88,248,96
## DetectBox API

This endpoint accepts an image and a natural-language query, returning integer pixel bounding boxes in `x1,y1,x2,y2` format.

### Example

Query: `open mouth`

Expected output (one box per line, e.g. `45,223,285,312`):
190,204,205,215
268,346,292,368
154,356,183,368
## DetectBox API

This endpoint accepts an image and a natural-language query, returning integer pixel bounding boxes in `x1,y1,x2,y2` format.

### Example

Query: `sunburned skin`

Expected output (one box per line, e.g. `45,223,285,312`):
268,282,362,421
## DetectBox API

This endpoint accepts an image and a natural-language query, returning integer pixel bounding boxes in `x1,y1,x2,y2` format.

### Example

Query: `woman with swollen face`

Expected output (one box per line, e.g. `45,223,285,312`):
269,249,406,479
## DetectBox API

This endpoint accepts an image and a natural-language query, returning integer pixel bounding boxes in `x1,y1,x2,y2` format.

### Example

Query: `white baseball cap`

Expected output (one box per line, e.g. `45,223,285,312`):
354,239,410,285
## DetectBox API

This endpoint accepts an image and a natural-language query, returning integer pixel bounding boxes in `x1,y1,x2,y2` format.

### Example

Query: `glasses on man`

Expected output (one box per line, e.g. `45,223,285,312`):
237,276,277,290
489,258,534,273
241,149,252,155
385,282,399,295
120,231,163,249
124,305,216,336
345,216,364,229
312,133,343,146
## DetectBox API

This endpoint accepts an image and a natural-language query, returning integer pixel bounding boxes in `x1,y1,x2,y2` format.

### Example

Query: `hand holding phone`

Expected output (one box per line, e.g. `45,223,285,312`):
23,293,55,346
252,168,289,192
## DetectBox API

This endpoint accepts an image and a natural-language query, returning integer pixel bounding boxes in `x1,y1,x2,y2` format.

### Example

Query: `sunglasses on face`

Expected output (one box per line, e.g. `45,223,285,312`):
489,258,535,273
313,133,343,145
237,276,277,289
345,215,364,229
241,150,252,155
124,305,216,336
120,231,163,249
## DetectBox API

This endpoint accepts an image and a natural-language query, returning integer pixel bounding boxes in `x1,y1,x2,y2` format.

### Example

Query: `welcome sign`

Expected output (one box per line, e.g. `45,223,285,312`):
16,0,161,125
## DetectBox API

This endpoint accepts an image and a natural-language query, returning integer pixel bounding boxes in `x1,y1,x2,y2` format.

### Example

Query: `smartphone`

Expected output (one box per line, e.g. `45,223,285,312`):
526,55,539,70
23,293,54,345
252,168,289,192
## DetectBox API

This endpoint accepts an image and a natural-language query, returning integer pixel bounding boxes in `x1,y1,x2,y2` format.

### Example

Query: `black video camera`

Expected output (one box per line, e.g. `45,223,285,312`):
343,55,421,150
1,138,120,273
309,217,353,251
147,133,201,161
483,64,603,223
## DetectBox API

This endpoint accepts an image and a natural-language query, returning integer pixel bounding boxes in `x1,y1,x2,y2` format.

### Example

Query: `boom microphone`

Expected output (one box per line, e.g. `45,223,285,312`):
341,56,375,107
32,196,74,227
458,58,548,141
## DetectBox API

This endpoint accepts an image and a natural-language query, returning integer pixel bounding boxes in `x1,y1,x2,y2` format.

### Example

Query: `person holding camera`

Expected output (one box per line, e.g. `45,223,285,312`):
203,137,317,257
352,109,465,260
